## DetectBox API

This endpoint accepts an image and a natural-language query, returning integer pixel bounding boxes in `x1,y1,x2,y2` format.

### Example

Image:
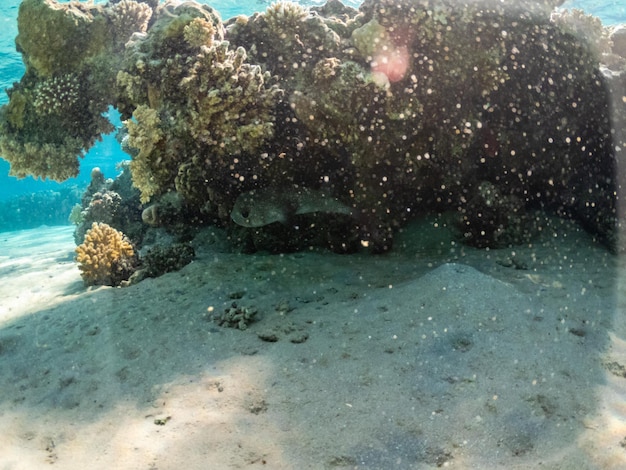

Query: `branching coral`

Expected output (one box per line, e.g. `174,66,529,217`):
117,5,281,207
183,17,216,48
74,188,124,244
73,164,145,247
179,42,279,156
551,8,612,57
105,0,153,49
264,2,309,33
75,222,136,286
85,190,123,226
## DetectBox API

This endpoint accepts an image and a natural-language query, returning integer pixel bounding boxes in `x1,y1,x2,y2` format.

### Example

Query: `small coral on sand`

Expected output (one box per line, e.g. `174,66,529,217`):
75,222,136,286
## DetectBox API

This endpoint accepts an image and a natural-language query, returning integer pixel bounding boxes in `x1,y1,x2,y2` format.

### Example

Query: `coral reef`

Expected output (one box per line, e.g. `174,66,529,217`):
0,0,154,182
75,222,137,286
0,187,81,233
116,1,281,212
0,0,621,253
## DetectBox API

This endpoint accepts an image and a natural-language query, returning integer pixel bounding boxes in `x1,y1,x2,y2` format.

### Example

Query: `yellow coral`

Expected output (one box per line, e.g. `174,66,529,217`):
75,222,136,286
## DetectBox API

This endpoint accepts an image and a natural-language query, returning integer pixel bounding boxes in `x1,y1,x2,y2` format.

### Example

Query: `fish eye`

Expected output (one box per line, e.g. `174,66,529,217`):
240,208,250,218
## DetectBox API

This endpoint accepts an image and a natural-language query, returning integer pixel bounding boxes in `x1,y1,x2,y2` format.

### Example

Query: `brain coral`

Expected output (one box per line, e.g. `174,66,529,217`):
75,222,136,286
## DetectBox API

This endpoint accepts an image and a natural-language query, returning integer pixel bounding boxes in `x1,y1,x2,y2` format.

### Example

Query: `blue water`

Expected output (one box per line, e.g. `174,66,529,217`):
0,0,621,220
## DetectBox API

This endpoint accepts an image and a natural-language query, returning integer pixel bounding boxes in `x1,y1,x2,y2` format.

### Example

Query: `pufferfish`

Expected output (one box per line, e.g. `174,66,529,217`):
230,186,353,227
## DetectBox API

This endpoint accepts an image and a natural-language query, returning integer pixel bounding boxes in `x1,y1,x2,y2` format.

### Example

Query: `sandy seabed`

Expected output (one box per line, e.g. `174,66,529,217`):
1,215,626,469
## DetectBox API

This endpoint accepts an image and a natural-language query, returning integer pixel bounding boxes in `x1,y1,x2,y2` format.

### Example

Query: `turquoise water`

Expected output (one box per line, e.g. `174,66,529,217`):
563,0,626,25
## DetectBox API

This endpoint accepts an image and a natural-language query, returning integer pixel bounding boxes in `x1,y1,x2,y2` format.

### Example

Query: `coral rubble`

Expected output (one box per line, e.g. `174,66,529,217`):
213,302,259,330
